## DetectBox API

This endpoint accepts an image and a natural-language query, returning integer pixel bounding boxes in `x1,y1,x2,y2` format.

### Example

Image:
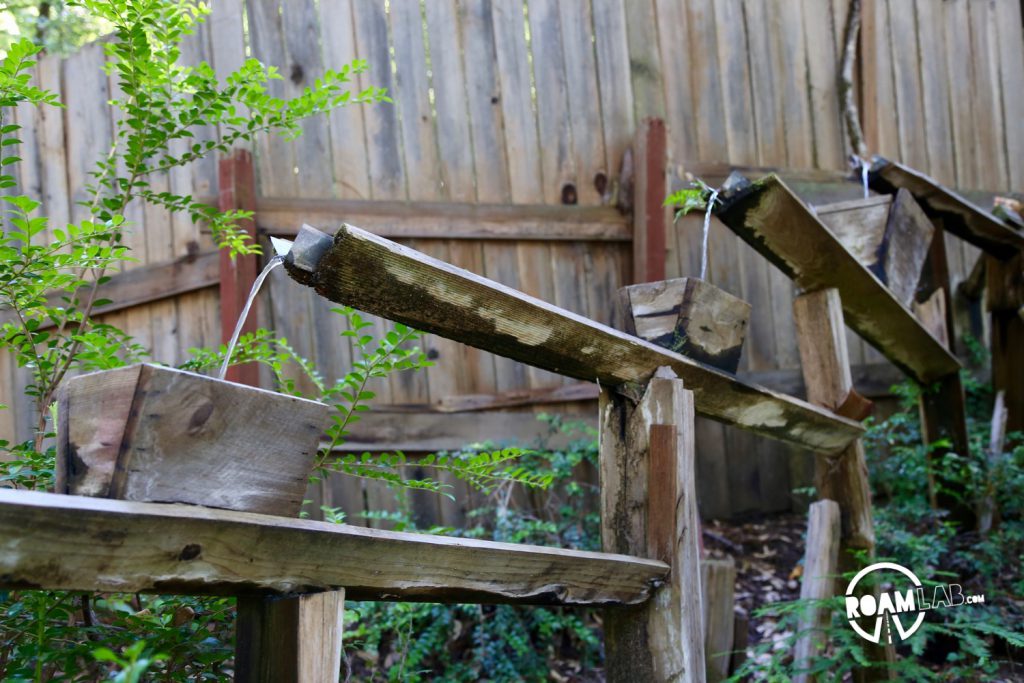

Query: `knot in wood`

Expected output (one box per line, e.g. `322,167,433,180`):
178,544,202,561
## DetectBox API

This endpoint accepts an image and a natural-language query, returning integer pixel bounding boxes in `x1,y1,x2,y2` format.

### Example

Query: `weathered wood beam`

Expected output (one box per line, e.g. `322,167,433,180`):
0,489,667,605
868,157,1024,260
284,224,863,455
715,174,960,384
252,197,631,242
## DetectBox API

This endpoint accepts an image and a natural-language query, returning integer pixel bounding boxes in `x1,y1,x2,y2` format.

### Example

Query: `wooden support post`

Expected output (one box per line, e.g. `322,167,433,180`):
701,558,736,683
793,289,893,681
793,289,875,556
914,233,972,518
600,367,705,682
236,590,345,683
218,149,260,387
986,252,1024,432
632,118,669,284
793,500,841,683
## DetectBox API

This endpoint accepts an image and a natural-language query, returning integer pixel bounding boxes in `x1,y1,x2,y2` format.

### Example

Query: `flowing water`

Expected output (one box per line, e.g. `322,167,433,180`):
218,256,284,380
700,188,720,281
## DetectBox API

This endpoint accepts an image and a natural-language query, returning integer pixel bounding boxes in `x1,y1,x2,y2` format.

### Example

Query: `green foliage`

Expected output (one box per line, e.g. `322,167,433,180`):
185,306,551,498
732,368,1024,681
0,1,110,56
664,177,718,220
340,418,603,681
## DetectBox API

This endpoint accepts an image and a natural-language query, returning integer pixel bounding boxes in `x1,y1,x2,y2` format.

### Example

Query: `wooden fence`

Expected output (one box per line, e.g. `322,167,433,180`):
1,0,1022,522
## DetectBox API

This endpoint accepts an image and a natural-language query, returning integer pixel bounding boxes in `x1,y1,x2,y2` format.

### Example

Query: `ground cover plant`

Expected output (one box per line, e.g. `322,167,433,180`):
730,366,1024,681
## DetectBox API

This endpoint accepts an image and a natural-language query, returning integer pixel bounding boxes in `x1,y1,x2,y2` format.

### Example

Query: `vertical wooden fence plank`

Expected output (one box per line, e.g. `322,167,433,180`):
967,0,1009,191
994,0,1024,189
352,0,406,201
887,0,928,171
458,0,510,204
686,0,729,163
624,0,666,123
281,0,334,199
859,0,899,159
914,0,955,186
592,0,635,174
425,0,476,203
801,0,845,169
528,0,576,205
744,0,786,166
653,0,697,163
218,151,260,387
632,118,668,284
491,0,542,204
558,0,607,205
320,0,371,200
390,0,444,202
712,0,758,166
773,0,814,167
246,0,298,197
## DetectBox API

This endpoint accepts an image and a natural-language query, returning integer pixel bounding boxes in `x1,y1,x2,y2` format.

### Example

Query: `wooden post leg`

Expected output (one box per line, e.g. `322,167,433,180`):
235,590,345,683
793,289,876,562
986,252,1024,432
793,500,841,683
793,289,894,681
600,367,705,682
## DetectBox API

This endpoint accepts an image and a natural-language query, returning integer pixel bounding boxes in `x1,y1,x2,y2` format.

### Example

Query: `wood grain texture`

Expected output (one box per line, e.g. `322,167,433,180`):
621,278,751,373
57,365,328,517
793,289,875,553
235,590,344,683
632,119,669,283
285,224,863,454
600,374,705,682
716,174,960,383
254,198,630,241
0,489,667,605
817,190,935,307
701,558,736,683
868,158,1024,259
793,500,841,682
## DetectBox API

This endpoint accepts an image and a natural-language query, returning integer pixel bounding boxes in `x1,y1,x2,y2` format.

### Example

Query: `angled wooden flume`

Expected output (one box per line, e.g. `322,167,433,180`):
283,223,863,455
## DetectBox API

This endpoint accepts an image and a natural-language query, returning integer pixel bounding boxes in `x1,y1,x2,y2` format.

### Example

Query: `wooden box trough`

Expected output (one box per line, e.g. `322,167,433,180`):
55,364,329,517
619,277,751,373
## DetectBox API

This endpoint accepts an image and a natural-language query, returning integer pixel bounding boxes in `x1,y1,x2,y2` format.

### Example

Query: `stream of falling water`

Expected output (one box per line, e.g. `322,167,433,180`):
218,255,284,380
700,188,720,281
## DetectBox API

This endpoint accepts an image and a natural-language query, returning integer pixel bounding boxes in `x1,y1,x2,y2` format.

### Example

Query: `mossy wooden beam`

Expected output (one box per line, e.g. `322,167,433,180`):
0,489,666,605
715,174,960,384
868,157,1024,260
284,224,863,454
